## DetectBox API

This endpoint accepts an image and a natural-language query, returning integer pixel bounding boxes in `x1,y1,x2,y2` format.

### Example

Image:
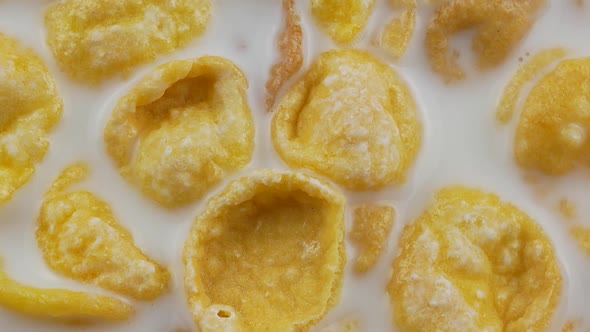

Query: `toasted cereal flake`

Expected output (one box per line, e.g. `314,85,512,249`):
389,186,562,332
380,0,416,60
311,0,376,44
104,57,255,208
571,227,590,256
320,318,360,331
0,33,62,204
349,204,395,273
426,0,545,82
514,57,590,175
183,170,346,331
272,49,421,190
265,0,303,111
0,259,133,321
44,0,211,82
37,164,169,301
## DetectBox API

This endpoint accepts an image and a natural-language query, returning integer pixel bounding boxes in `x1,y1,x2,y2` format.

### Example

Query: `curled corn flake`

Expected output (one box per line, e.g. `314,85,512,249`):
389,186,562,332
45,0,211,82
380,0,417,60
37,164,169,301
0,33,62,204
349,204,395,274
311,0,376,44
514,57,590,175
426,0,545,82
0,260,133,322
184,170,346,332
571,227,590,256
265,0,303,112
272,49,422,190
104,57,255,208
496,48,566,124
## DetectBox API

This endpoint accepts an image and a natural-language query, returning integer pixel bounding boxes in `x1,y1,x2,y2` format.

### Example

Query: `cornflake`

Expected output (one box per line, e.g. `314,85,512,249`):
389,186,562,332
37,163,169,301
104,57,255,208
272,49,421,191
311,0,376,44
184,170,346,332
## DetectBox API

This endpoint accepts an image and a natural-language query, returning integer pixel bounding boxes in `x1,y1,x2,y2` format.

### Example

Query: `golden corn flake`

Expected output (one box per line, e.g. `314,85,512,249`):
184,170,346,332
104,57,255,208
380,0,416,60
272,49,421,191
389,186,562,332
265,0,303,111
311,0,376,44
0,33,62,204
426,0,545,82
320,318,360,332
572,226,590,256
350,204,395,274
514,57,590,175
45,0,212,82
0,259,134,322
37,164,169,301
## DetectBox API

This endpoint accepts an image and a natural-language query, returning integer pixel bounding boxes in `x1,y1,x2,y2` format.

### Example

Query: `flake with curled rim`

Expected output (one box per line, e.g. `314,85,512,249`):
389,186,562,332
272,49,421,191
183,170,346,332
104,57,255,208
44,0,211,82
512,57,590,175
0,259,134,322
426,0,545,82
311,0,376,44
0,33,62,205
36,163,169,301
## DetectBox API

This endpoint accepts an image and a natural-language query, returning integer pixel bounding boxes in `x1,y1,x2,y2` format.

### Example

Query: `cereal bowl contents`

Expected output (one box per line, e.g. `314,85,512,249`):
389,187,562,332
45,0,212,82
183,170,346,332
0,33,62,205
0,259,134,322
311,0,376,44
272,49,421,191
37,164,169,301
104,57,255,208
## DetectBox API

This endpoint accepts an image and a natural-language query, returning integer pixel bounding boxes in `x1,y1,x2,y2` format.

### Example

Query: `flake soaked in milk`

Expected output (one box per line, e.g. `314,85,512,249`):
272,49,421,191
37,164,169,301
183,170,346,332
426,0,545,82
0,259,134,322
507,56,590,175
0,33,62,205
104,57,255,208
349,204,395,274
311,0,376,44
379,0,417,60
44,0,211,82
389,186,562,332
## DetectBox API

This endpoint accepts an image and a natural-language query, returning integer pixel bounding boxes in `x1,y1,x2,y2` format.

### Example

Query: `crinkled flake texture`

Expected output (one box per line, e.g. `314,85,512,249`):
44,0,211,82
104,57,255,208
0,33,62,204
183,170,346,332
272,49,421,190
311,0,376,44
37,164,169,301
389,186,562,332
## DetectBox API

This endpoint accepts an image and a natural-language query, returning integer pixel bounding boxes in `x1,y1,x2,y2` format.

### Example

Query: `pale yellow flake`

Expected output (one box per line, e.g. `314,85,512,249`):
350,204,395,273
37,163,169,301
45,0,212,82
571,226,590,256
426,0,545,82
272,49,422,191
311,0,376,44
320,318,360,332
0,33,62,204
389,186,562,332
184,170,346,332
380,0,417,60
0,259,134,322
104,57,255,208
